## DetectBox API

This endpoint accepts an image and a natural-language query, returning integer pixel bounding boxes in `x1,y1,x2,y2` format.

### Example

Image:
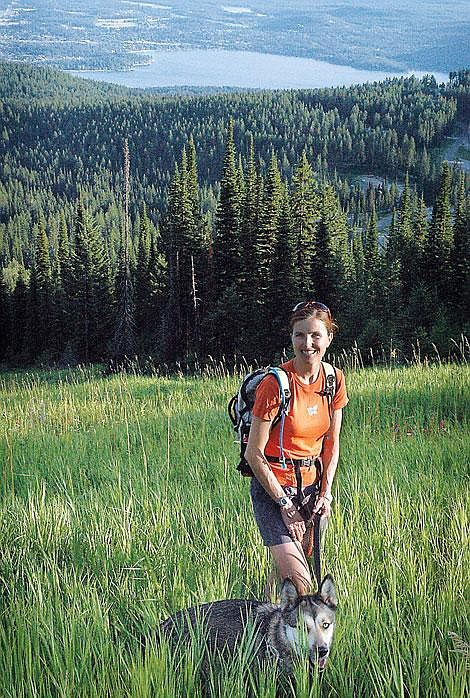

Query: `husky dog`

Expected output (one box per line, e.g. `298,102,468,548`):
159,575,337,673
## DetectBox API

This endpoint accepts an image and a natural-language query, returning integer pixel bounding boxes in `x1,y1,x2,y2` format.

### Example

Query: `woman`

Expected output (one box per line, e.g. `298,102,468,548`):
245,301,348,596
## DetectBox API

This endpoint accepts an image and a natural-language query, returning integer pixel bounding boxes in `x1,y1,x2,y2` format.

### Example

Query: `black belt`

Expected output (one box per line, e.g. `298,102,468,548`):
266,455,322,508
266,455,320,468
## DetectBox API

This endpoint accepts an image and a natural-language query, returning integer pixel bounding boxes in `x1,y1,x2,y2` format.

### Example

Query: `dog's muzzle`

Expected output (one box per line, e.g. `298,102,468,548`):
310,646,329,670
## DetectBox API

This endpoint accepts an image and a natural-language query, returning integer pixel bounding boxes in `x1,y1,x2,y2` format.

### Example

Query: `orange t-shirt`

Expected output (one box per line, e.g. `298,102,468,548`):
252,360,348,487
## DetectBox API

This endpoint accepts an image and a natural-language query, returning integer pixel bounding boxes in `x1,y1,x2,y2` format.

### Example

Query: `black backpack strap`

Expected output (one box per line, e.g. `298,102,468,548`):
319,361,337,421
318,362,337,461
228,395,238,426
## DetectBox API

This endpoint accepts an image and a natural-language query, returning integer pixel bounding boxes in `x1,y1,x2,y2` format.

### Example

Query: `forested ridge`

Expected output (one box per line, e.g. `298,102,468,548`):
0,62,469,368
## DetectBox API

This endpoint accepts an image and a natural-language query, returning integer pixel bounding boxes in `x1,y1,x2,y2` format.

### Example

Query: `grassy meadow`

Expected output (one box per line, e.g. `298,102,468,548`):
0,361,468,697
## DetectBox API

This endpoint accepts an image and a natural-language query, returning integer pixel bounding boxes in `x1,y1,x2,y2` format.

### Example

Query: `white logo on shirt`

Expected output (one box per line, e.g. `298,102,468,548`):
307,406,318,416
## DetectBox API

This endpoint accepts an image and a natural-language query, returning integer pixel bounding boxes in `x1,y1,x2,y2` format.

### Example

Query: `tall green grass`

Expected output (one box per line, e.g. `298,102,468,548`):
0,363,468,697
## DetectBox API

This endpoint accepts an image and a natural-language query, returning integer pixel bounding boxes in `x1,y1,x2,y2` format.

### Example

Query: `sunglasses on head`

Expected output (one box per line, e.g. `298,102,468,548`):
292,300,331,315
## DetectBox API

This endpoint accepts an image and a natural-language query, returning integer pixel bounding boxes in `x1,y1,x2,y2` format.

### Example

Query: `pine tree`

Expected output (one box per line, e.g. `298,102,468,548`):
162,162,184,362
253,151,283,302
56,212,72,355
163,141,208,359
212,118,241,294
0,274,10,362
185,139,211,348
187,136,200,223
237,153,246,213
396,173,416,298
235,135,260,359
385,208,400,270
417,162,454,341
48,245,63,360
112,243,136,365
384,210,405,346
425,162,453,293
351,227,365,290
290,151,320,300
187,136,211,284
209,118,244,357
412,194,429,263
10,273,31,365
269,183,296,360
313,183,349,311
404,195,431,343
30,217,53,359
239,133,258,286
110,139,136,366
450,171,470,326
147,226,168,359
363,203,379,300
340,227,366,350
361,203,384,351
134,203,152,345
70,196,111,364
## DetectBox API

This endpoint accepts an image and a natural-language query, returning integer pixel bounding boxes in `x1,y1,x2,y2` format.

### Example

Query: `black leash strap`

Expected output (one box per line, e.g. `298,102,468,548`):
294,462,304,504
312,512,322,591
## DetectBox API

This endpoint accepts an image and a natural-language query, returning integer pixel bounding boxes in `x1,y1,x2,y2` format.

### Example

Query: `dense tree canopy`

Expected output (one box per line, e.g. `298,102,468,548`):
0,62,469,368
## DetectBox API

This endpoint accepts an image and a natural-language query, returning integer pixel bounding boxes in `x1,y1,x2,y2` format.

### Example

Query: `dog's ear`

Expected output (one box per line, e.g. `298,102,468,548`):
280,578,299,609
319,575,338,608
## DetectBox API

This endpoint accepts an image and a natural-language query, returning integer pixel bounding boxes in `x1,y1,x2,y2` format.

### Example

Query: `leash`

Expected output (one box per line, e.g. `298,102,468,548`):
301,511,322,590
312,512,322,591
302,508,322,590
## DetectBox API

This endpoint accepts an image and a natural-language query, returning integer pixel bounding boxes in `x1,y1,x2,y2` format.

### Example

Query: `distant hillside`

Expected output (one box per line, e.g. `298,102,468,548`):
0,61,260,104
0,61,135,104
1,0,469,74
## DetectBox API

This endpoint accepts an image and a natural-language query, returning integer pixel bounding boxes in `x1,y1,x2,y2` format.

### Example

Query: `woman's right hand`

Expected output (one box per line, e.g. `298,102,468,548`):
281,505,306,542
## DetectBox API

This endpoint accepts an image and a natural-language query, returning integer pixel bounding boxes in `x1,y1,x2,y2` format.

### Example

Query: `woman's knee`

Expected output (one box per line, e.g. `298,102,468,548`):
269,543,313,595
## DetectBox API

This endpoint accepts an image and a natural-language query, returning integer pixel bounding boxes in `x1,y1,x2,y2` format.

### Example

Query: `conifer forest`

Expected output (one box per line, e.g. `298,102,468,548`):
0,62,469,369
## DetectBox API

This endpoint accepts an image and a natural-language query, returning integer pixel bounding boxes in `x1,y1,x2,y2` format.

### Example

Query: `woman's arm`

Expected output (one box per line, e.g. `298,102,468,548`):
245,416,307,542
245,415,286,502
313,408,343,518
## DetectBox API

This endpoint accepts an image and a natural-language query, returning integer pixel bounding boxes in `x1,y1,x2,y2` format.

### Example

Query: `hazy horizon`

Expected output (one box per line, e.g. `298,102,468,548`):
1,0,469,75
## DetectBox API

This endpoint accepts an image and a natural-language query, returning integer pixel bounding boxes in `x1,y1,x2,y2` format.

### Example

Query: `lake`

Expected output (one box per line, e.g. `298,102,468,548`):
70,49,449,90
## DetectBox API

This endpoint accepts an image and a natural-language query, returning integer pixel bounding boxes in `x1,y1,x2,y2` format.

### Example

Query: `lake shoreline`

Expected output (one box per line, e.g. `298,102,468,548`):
69,48,450,91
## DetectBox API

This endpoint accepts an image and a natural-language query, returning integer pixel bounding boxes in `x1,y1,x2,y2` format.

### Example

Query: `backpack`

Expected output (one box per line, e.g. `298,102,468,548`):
228,362,337,477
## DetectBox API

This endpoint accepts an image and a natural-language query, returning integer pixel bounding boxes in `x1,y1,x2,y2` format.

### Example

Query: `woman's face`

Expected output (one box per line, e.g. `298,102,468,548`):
291,316,333,369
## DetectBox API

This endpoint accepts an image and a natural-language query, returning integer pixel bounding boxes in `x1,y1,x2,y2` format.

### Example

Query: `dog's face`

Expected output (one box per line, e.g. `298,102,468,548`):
280,575,337,670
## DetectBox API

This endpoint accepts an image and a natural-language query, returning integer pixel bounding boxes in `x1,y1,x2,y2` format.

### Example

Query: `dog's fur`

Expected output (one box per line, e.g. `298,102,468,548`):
159,575,337,673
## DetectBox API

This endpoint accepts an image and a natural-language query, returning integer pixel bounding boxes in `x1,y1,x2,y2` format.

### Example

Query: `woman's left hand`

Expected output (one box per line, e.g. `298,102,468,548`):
312,495,332,519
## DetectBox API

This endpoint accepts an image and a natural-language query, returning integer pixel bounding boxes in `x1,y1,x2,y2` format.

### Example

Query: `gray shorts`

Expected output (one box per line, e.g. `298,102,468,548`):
250,477,320,547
